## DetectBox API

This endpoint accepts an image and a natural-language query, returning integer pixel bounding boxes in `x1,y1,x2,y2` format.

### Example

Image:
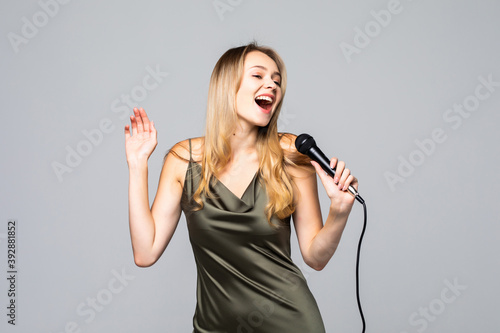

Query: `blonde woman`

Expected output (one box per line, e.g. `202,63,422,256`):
125,43,358,332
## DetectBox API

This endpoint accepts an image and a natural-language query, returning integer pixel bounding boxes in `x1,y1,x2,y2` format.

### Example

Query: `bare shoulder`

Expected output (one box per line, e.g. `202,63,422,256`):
166,137,204,161
163,137,204,185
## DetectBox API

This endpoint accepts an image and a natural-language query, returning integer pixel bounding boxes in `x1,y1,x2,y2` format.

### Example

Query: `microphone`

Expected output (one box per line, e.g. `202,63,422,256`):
295,133,364,204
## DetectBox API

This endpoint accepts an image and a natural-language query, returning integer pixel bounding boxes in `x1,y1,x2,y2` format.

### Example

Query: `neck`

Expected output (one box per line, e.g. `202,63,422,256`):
229,122,259,159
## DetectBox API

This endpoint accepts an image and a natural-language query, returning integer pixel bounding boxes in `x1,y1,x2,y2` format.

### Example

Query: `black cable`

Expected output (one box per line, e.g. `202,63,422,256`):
355,200,367,332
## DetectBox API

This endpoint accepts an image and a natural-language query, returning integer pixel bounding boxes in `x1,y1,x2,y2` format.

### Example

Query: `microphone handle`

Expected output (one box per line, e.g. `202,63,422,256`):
309,147,365,204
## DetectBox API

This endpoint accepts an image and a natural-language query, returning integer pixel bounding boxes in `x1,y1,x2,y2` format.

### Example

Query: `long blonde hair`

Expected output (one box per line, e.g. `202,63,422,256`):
173,43,313,227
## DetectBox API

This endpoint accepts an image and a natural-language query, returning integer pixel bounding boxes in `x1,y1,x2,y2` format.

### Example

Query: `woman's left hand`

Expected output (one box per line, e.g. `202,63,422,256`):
310,158,358,216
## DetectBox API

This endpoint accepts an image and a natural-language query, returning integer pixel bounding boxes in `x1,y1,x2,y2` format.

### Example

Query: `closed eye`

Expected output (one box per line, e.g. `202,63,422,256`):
253,75,281,87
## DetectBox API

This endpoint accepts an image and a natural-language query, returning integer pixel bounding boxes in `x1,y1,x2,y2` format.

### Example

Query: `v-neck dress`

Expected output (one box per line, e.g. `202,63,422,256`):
180,139,326,333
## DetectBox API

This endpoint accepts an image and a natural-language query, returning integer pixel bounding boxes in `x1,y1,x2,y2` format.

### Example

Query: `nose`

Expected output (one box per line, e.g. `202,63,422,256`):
265,77,277,90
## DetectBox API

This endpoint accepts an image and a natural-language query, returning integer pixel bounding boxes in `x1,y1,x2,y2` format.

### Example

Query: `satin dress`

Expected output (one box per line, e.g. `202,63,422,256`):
181,139,326,333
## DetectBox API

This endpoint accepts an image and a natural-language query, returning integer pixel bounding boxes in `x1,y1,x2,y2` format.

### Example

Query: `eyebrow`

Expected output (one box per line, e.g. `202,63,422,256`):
249,65,281,79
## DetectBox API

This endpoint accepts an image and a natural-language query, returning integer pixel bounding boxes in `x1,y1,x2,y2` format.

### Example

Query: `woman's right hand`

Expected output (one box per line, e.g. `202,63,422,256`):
124,107,157,165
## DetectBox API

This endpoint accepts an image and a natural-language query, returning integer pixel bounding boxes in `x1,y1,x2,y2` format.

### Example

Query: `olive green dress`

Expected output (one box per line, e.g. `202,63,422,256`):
181,139,326,333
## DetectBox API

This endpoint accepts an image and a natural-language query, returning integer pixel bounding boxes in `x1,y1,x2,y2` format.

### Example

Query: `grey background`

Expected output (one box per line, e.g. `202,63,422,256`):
1,0,499,332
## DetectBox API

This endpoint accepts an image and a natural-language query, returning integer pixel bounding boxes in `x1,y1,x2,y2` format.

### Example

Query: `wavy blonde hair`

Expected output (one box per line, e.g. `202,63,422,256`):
172,42,313,227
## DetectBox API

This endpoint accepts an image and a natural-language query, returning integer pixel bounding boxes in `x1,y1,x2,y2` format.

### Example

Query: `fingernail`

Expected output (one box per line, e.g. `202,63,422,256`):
334,177,339,184
343,184,348,191
338,183,343,190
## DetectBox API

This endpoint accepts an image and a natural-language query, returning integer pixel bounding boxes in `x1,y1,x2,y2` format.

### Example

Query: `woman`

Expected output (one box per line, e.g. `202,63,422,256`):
125,43,358,332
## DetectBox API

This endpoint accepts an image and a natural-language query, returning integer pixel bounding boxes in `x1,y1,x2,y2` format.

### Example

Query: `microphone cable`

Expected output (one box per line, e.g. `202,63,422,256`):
356,200,367,332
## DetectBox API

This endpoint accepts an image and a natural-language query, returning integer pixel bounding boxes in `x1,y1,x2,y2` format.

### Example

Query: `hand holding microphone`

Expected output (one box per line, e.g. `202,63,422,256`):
296,133,367,332
295,133,364,205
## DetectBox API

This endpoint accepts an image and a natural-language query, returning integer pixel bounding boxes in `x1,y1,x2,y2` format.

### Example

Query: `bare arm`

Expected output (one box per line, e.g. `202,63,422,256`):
125,107,185,267
288,137,358,271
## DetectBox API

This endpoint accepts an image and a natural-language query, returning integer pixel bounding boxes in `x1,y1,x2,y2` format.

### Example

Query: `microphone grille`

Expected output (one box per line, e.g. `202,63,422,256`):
295,133,316,154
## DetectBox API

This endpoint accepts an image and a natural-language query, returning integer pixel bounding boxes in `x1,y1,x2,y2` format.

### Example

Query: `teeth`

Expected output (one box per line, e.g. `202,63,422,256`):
255,95,273,103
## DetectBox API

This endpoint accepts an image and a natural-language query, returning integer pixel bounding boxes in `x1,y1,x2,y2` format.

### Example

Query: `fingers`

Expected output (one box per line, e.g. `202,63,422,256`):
124,124,131,140
127,107,154,136
347,175,359,191
337,165,358,192
329,157,338,170
133,108,144,133
311,157,359,201
328,157,357,192
310,160,329,181
129,114,138,136
333,160,344,184
139,107,152,132
338,169,351,191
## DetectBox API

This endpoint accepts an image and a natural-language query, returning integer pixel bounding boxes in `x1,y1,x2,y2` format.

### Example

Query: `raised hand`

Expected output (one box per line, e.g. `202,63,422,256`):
310,158,358,216
124,107,158,165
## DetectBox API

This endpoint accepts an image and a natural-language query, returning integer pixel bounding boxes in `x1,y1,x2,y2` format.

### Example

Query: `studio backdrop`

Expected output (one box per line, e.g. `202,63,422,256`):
1,0,499,332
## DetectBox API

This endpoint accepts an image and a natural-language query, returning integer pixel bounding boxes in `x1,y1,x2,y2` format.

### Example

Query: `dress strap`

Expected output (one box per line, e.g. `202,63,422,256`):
188,138,193,162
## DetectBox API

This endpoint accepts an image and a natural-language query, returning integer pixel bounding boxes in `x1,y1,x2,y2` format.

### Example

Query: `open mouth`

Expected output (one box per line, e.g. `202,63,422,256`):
255,95,274,113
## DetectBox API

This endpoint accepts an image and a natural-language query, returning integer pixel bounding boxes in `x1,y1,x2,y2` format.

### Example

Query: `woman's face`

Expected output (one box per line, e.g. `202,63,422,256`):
235,51,282,129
